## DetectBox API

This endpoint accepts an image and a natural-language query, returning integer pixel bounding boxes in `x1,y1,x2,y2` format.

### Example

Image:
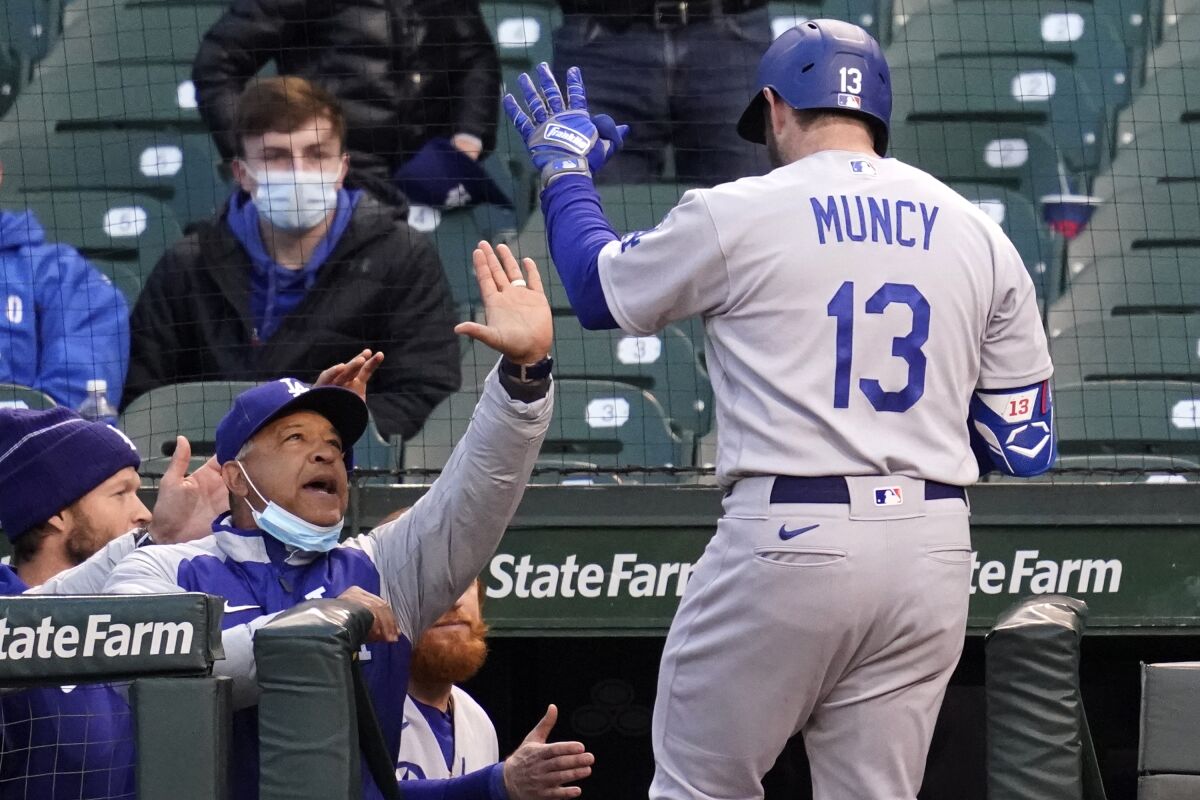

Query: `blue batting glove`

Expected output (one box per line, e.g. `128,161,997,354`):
504,64,629,189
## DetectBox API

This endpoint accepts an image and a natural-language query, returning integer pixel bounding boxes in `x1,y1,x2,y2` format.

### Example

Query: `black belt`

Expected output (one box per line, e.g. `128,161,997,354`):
768,476,967,505
577,0,766,30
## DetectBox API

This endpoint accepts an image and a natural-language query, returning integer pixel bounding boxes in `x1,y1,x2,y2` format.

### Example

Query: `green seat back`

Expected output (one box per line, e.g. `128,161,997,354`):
0,127,222,225
121,381,257,471
408,205,484,316
888,120,1065,202
1051,316,1200,384
0,383,56,410
1065,180,1200,273
121,381,397,476
767,0,884,40
542,379,685,481
1048,252,1200,336
400,388,482,475
551,312,713,439
1054,380,1200,458
949,181,1062,303
1,0,63,62
12,190,182,302
892,0,1133,94
892,54,1110,175
481,0,560,82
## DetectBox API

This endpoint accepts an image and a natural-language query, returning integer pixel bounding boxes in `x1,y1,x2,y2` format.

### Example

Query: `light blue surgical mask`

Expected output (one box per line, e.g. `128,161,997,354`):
236,462,343,552
250,167,339,232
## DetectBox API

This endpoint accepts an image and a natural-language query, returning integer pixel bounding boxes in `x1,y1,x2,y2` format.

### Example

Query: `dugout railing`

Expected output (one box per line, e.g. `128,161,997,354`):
0,593,228,799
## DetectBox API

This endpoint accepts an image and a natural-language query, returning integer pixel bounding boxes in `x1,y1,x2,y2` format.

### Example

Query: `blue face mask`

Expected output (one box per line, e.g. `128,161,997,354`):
237,463,343,552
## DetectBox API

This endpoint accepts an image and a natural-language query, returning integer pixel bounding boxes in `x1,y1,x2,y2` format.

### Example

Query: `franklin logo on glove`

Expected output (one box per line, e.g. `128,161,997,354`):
544,124,593,154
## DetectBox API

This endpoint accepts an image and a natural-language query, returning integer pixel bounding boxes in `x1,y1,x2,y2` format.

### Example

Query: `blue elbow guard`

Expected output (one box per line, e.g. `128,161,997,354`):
969,380,1056,477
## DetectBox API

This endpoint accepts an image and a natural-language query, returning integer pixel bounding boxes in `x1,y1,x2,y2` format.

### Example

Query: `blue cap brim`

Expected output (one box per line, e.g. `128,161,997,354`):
236,386,368,463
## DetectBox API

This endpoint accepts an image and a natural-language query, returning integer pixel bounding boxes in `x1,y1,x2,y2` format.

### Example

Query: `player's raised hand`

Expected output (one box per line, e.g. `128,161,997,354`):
504,63,629,188
454,242,553,366
503,704,594,799
314,348,385,401
148,437,230,543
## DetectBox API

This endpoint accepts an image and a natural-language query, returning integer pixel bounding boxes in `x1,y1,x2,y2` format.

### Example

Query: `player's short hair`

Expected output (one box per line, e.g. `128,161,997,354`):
234,76,346,157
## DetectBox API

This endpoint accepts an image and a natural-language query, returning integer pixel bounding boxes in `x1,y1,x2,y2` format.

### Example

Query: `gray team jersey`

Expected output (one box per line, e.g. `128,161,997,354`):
597,150,1053,486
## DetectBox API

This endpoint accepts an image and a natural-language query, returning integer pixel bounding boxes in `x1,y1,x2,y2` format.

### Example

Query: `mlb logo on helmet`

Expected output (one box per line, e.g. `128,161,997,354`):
837,93,862,109
874,486,903,506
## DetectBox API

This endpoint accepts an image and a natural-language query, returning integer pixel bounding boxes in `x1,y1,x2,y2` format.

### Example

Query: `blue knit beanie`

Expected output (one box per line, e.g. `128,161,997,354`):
0,408,141,540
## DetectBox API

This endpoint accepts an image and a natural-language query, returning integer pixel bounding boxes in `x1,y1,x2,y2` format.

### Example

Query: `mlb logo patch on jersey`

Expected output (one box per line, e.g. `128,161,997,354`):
837,93,862,109
874,486,903,506
849,159,877,177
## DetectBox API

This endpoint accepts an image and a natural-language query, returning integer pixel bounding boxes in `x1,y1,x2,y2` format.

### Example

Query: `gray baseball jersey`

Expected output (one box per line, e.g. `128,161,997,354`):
596,150,1053,486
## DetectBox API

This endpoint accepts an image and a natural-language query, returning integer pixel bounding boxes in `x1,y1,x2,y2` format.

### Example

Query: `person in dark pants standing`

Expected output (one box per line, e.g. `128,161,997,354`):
553,0,771,186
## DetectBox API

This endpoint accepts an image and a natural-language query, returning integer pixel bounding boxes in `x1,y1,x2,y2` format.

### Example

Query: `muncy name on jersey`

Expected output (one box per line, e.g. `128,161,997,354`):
810,194,940,251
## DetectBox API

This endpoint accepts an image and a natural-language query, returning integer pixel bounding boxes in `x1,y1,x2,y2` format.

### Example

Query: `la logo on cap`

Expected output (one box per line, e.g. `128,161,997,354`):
279,378,308,398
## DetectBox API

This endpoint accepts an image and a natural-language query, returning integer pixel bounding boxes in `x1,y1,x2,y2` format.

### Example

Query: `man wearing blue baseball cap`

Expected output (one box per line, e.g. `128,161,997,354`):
0,408,232,800
104,242,588,800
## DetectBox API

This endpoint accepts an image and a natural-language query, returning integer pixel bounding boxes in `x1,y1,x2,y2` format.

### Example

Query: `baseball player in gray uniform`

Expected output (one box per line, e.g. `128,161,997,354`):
504,19,1057,800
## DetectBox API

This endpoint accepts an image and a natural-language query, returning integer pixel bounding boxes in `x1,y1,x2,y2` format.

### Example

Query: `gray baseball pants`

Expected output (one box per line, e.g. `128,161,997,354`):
650,475,972,800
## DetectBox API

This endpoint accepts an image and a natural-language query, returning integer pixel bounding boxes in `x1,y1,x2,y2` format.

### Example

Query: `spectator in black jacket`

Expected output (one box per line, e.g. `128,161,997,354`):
124,77,461,440
192,0,501,206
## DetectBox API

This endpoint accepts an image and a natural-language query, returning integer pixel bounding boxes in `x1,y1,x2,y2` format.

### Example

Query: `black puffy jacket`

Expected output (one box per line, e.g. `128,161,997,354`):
123,194,462,440
192,0,500,197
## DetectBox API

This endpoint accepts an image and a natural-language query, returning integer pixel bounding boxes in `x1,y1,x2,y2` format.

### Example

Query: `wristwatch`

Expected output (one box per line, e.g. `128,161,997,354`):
499,355,554,382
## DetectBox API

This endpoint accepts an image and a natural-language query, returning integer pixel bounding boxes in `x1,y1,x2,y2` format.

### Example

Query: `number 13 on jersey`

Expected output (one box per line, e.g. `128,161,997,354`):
826,281,930,412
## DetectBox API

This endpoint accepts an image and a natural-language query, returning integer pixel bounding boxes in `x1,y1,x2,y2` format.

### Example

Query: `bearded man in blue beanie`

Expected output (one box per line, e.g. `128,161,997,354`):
0,408,229,799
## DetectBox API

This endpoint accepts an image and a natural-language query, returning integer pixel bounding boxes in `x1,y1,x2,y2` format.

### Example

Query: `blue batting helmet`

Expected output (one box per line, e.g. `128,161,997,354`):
737,19,892,156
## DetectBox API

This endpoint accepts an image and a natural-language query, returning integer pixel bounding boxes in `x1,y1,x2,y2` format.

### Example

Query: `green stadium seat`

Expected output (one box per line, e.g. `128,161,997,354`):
9,190,182,303
541,379,686,482
948,181,1063,303
551,311,714,442
0,383,56,410
891,54,1111,176
1054,380,1200,459
1156,0,1200,41
768,0,884,40
0,48,28,120
407,205,485,316
0,0,222,139
1051,316,1200,386
0,127,222,225
888,119,1067,205
1064,180,1200,280
121,381,257,472
2,0,63,64
481,0,560,91
121,381,398,477
400,387,482,477
1047,252,1200,338
891,0,1133,99
1106,48,1200,169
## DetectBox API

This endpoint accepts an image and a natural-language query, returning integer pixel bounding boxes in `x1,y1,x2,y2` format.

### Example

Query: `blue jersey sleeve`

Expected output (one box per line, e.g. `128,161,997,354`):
969,380,1056,477
33,243,129,408
540,175,620,330
398,763,507,800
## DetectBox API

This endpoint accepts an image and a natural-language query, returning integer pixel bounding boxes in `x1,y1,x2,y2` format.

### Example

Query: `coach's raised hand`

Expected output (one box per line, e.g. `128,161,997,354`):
454,242,553,367
504,62,629,188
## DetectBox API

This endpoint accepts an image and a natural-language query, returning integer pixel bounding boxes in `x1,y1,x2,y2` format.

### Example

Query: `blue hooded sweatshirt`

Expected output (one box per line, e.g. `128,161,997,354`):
0,210,130,409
